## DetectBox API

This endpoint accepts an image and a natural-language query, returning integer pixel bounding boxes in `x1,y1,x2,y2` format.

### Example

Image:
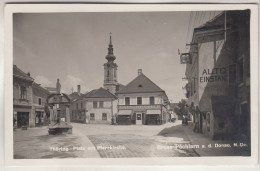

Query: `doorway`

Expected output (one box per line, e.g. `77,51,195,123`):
35,111,43,127
136,113,142,125
17,112,29,128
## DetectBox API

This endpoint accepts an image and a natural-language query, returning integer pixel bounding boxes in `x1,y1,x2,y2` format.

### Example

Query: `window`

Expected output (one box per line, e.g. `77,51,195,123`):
137,97,142,105
102,113,107,120
150,96,155,105
38,98,41,105
20,86,27,99
90,113,95,120
125,97,130,105
99,101,104,108
137,114,142,120
93,101,97,108
107,70,110,77
81,102,83,109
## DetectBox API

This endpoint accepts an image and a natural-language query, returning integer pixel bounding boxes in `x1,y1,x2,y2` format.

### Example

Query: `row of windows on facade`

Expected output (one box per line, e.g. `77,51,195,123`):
75,96,156,110
19,86,43,105
125,96,155,105
89,113,107,120
75,101,104,110
71,111,108,121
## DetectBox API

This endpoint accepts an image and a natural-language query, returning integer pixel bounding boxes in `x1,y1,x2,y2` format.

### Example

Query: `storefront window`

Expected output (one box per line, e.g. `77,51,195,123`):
90,113,95,120
102,113,107,120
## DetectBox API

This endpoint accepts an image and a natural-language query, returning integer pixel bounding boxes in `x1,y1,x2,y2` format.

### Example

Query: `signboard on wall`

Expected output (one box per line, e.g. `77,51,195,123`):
180,53,192,64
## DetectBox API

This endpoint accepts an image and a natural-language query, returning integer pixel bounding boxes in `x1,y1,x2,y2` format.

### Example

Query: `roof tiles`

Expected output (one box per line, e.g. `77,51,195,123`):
116,73,164,94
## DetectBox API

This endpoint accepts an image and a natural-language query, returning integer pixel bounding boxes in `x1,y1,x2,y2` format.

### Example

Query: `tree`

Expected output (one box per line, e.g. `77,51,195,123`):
174,99,188,118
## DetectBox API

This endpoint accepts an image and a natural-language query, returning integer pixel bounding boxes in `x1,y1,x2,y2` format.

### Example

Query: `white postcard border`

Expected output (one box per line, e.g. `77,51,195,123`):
4,4,259,166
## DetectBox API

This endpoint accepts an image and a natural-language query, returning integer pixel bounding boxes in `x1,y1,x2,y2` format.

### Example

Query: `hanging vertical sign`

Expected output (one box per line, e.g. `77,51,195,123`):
180,53,192,64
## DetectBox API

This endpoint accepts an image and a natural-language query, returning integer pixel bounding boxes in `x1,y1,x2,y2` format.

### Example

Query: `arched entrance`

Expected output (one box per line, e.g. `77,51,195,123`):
46,93,72,135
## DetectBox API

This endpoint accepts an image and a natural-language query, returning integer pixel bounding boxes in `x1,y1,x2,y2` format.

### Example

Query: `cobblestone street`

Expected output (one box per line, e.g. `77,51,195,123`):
13,119,248,159
13,127,85,159
88,134,197,158
13,121,199,158
72,121,198,158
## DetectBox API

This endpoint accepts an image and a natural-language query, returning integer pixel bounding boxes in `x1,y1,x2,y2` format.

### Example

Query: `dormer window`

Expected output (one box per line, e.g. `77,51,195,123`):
138,84,142,88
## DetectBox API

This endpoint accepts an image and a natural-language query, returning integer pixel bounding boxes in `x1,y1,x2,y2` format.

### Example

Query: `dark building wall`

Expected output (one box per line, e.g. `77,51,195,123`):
186,10,250,141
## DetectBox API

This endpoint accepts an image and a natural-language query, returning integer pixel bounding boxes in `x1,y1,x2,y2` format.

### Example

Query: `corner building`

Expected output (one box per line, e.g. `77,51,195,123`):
185,10,250,143
116,69,169,125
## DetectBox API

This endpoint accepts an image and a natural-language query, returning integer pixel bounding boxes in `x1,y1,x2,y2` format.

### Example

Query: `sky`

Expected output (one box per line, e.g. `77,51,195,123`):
13,11,220,103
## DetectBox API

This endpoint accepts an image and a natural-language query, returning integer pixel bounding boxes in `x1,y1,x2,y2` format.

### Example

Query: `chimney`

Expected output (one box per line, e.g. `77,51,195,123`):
27,72,30,76
77,85,81,94
138,69,142,76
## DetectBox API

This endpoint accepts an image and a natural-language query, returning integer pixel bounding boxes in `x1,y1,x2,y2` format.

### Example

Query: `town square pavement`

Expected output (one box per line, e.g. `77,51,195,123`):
13,120,198,159
14,120,247,159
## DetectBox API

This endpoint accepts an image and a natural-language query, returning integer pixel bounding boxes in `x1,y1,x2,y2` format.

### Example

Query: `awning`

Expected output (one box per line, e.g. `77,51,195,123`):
35,108,44,112
117,110,132,115
146,110,161,115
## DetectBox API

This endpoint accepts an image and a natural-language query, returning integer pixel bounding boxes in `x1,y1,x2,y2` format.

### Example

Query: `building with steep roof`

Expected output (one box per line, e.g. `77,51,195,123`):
116,69,169,125
184,10,250,142
70,87,117,124
13,65,49,128
70,34,122,124
32,83,50,126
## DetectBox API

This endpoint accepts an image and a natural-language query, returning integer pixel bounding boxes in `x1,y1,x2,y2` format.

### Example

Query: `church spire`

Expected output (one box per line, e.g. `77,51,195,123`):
106,32,116,62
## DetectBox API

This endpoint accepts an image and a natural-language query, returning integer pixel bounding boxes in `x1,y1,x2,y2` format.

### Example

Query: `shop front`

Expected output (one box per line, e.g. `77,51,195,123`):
116,110,132,125
35,109,46,127
13,105,32,128
117,108,163,125
146,109,161,125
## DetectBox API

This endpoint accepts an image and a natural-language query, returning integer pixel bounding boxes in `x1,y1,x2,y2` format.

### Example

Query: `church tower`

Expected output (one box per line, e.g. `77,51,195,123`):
103,33,118,94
